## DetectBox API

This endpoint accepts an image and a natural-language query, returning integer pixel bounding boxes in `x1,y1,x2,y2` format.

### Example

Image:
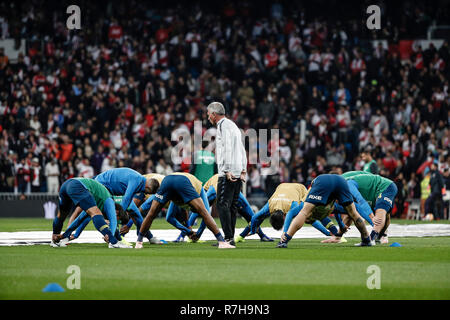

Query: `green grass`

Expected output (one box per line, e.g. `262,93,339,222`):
1,217,450,300
0,237,449,300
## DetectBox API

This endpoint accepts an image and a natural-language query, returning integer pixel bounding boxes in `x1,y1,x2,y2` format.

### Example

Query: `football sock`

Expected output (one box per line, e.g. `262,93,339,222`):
328,225,339,236
52,216,63,235
240,226,251,238
92,215,117,244
370,230,379,241
257,228,267,239
214,232,225,242
281,233,292,243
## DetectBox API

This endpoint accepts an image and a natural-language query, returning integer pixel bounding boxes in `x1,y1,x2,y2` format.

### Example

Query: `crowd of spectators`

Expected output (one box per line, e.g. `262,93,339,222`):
0,0,449,218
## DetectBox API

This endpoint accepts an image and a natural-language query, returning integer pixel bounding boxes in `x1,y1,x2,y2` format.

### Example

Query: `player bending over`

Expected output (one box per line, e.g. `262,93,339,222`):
277,174,372,248
51,178,131,248
174,174,273,243
249,183,341,240
136,172,235,249
340,171,397,245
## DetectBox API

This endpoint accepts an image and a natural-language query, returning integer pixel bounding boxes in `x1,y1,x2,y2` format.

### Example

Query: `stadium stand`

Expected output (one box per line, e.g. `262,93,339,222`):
0,0,449,220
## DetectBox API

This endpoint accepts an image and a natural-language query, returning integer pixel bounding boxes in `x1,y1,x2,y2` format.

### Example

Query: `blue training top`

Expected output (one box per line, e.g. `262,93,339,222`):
95,168,147,212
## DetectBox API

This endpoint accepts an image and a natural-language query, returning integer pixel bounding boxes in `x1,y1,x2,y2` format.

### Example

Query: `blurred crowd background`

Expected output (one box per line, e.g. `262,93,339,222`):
0,0,449,219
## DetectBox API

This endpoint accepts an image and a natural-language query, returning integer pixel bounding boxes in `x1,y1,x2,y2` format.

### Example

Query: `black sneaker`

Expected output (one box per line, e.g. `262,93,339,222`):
228,239,236,246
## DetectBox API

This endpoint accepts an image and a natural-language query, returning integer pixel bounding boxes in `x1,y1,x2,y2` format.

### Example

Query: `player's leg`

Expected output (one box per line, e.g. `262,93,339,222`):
135,199,165,248
62,210,90,239
166,202,193,234
277,202,315,248
249,202,270,235
187,189,211,242
235,194,272,242
52,180,76,245
371,183,397,243
378,213,391,244
344,202,372,245
72,216,91,240
84,202,119,245
68,206,83,226
188,197,234,248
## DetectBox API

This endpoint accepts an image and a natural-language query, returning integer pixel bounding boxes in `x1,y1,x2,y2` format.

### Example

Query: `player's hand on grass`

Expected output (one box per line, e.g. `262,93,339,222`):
189,232,200,243
52,234,62,242
103,235,109,243
321,236,341,243
120,225,130,236
69,235,75,241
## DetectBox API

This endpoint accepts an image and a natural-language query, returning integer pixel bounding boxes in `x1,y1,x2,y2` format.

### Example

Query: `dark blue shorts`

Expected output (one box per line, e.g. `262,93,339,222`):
305,174,354,207
59,179,97,212
374,182,398,213
154,175,200,206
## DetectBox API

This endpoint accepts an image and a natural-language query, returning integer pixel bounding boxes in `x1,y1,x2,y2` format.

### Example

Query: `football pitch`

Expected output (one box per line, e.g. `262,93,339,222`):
1,218,449,300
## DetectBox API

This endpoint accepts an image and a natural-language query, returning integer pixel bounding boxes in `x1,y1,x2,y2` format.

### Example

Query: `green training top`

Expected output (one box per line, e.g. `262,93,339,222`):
342,171,393,208
75,178,112,211
192,150,216,185
363,159,379,174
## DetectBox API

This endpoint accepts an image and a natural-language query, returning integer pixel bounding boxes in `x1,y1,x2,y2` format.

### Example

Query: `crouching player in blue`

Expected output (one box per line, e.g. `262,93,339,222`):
94,168,163,244
174,174,273,243
136,172,235,249
117,173,166,244
61,195,134,246
341,171,397,245
249,183,341,240
277,174,372,248
51,178,131,248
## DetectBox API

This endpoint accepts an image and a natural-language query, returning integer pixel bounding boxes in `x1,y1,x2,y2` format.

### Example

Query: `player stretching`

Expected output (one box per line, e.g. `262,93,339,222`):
118,173,166,242
277,174,372,248
341,171,397,245
94,168,162,244
173,174,273,243
51,178,130,248
136,172,235,249
250,183,341,240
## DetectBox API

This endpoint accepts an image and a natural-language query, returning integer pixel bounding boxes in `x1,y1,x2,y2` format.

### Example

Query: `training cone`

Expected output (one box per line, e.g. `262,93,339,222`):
390,242,402,247
42,283,65,293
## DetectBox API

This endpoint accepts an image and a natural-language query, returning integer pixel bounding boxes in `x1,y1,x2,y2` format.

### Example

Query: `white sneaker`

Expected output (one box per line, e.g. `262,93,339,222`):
135,241,144,249
50,240,60,247
58,237,70,247
50,238,69,247
380,236,389,244
218,241,236,249
109,241,132,248
149,237,163,244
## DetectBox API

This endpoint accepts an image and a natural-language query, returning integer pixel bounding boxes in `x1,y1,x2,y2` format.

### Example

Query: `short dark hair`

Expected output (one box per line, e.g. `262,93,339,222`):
115,203,129,225
149,178,160,194
270,210,285,230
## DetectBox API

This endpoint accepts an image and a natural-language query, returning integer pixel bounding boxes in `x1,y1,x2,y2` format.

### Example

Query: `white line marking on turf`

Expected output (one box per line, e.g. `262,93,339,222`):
1,224,450,246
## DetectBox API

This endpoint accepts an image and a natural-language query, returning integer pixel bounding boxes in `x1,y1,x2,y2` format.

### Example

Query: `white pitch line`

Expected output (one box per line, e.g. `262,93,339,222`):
1,224,450,246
